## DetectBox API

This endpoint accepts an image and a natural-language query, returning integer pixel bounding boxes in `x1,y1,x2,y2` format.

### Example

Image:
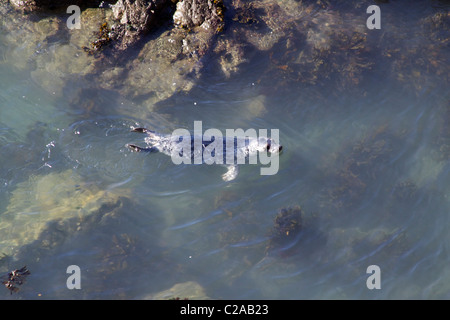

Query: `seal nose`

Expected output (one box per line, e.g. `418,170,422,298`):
279,146,283,152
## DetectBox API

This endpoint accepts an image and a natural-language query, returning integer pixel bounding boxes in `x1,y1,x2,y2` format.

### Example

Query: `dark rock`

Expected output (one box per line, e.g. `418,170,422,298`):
109,0,172,52
264,206,305,257
272,206,302,240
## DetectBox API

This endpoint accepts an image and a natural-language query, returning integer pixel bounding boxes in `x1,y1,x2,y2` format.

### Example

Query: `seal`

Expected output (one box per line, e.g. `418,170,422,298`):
127,127,282,181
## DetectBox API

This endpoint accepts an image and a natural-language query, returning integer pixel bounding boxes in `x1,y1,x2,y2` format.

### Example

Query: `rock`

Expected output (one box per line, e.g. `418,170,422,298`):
214,37,248,78
272,206,302,240
319,125,403,214
0,3,116,96
96,27,199,117
0,6,60,70
95,0,226,112
173,0,225,32
263,206,306,260
103,0,226,113
230,0,299,52
3,0,229,109
118,28,196,101
29,8,116,95
146,281,210,300
112,0,167,31
0,169,129,257
109,0,171,52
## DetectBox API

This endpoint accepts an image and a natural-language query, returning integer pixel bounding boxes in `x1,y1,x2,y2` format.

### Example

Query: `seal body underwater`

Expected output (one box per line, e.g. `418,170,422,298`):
127,127,282,181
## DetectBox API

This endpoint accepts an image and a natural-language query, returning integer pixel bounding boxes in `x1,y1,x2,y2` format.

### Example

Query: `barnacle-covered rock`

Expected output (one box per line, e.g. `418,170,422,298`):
173,0,225,33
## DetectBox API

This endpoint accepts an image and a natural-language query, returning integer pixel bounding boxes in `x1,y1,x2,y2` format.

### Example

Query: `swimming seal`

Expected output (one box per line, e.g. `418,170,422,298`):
127,127,282,181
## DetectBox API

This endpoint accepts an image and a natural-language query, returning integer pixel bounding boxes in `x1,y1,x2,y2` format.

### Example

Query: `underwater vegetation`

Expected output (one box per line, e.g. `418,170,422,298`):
271,206,302,240
1,0,449,299
82,22,112,55
1,266,30,295
4,0,447,115
319,125,407,217
380,11,449,92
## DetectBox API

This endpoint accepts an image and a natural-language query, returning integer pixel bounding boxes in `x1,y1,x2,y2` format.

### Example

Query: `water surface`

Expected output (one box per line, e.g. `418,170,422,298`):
0,0,449,299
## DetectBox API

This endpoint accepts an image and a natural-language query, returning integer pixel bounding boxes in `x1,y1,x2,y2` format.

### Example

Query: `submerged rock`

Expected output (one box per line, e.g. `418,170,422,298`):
272,206,302,240
30,7,114,95
99,0,228,114
145,281,210,300
319,125,404,214
380,10,449,92
0,169,129,257
115,27,198,104
0,3,116,96
326,226,408,270
6,0,448,111
214,37,248,79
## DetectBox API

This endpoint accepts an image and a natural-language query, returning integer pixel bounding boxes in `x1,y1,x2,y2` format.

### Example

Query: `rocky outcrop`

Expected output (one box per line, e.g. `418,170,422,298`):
97,0,228,115
173,0,225,32
0,169,130,258
109,0,172,52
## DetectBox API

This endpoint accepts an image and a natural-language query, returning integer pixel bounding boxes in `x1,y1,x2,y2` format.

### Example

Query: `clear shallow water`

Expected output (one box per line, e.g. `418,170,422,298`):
0,1,449,299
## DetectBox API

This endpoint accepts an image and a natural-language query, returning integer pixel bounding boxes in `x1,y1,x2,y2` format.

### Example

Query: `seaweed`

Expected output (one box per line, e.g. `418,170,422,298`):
272,206,302,240
264,206,303,256
259,8,373,92
381,11,449,92
322,125,403,214
232,1,259,27
1,266,30,295
82,22,112,55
